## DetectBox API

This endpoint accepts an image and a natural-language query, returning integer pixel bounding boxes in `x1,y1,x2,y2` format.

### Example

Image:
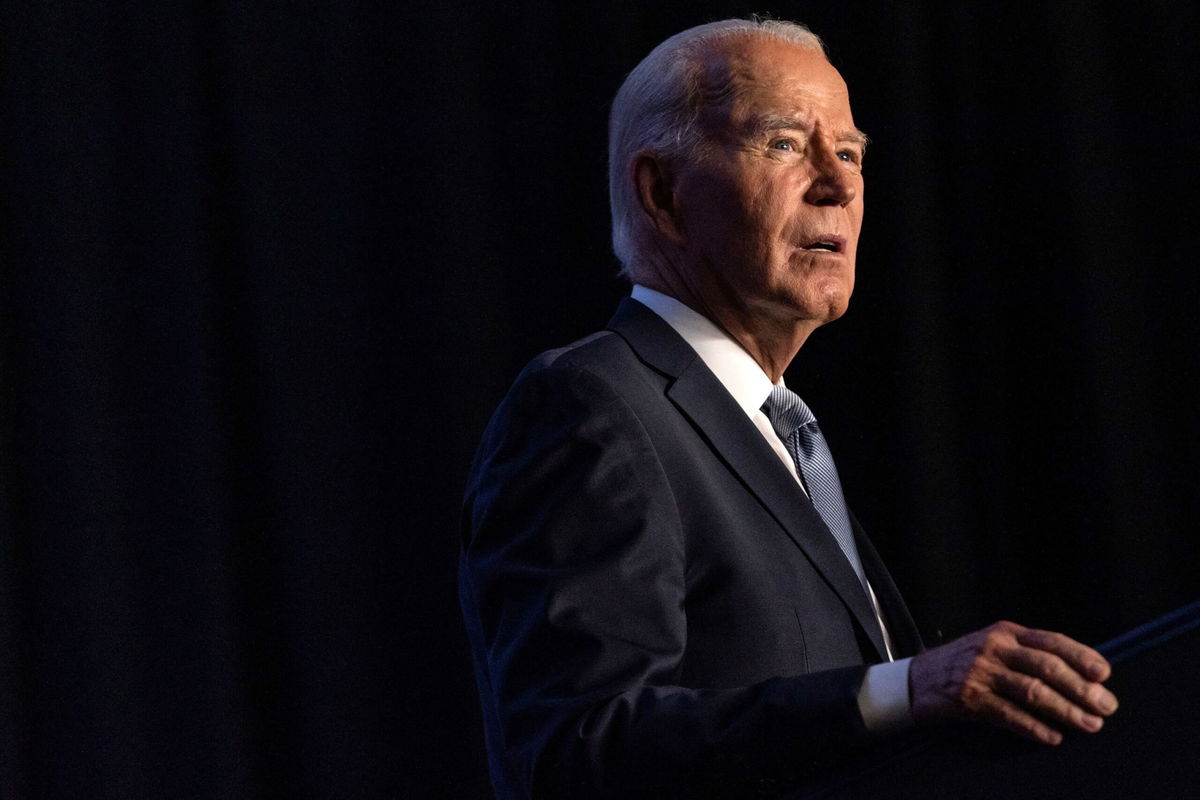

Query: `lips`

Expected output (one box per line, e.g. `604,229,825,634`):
799,235,846,253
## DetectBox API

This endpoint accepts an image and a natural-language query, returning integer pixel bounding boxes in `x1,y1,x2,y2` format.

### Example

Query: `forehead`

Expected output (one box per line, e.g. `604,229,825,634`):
697,36,855,131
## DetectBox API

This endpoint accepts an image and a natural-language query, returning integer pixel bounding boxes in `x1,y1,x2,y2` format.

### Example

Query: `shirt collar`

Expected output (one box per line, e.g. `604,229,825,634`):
630,285,779,418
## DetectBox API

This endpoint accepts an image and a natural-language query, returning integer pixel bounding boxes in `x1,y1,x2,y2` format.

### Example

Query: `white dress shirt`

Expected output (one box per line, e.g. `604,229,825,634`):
630,285,912,732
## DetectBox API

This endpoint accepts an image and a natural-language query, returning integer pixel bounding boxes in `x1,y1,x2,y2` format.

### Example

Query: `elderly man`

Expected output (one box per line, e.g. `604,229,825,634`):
460,18,1117,798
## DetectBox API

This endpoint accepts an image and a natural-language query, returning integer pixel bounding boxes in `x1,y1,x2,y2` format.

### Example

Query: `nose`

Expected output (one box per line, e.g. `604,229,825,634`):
803,142,857,207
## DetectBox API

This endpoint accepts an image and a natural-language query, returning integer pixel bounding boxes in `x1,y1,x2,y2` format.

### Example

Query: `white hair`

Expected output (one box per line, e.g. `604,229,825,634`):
608,18,826,278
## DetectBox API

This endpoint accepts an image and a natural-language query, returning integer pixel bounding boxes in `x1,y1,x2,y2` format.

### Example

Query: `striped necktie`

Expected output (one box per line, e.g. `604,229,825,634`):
763,385,868,589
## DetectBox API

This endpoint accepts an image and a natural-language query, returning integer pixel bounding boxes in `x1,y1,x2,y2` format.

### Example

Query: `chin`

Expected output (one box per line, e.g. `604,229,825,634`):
809,300,849,326
767,277,853,326
824,302,850,324
774,298,849,328
808,283,853,324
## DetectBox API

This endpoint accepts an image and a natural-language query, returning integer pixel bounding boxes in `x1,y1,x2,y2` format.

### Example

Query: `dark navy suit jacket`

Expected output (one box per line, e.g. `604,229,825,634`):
460,299,922,798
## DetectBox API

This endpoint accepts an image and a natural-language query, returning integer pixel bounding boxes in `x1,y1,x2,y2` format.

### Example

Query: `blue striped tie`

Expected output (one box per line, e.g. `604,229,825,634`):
764,385,868,588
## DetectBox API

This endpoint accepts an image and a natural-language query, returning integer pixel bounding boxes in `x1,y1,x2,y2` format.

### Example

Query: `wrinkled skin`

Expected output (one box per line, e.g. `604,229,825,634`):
633,34,1118,745
633,37,864,382
910,620,1117,744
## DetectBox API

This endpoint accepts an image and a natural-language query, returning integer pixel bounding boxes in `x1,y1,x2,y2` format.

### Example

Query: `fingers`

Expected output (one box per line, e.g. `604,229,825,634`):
973,690,1065,746
1001,642,1118,721
992,666,1105,736
908,620,1118,746
1016,627,1112,682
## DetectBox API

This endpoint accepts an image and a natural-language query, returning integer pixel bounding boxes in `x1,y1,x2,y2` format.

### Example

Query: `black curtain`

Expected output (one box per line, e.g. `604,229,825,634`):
2,2,1196,797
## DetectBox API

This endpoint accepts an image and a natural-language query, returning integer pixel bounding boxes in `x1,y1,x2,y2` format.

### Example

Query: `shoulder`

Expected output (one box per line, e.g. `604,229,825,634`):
464,328,682,550
496,328,667,421
467,328,675,495
523,328,654,386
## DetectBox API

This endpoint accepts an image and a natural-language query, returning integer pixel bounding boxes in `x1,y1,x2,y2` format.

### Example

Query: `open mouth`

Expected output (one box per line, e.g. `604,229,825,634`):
800,236,845,253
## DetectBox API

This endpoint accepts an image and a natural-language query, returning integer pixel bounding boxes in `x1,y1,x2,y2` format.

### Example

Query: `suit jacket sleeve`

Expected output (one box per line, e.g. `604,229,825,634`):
461,355,880,799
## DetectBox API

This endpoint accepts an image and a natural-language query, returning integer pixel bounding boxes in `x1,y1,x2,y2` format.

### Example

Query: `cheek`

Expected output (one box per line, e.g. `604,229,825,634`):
748,182,799,243
704,180,780,263
688,176,756,242
844,196,865,250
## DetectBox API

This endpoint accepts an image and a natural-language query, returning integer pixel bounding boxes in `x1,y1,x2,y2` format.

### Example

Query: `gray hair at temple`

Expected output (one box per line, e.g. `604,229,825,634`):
608,18,826,278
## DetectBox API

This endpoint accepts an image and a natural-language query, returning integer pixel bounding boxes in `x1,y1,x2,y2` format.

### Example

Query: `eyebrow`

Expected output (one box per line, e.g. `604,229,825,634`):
748,114,870,152
839,130,871,151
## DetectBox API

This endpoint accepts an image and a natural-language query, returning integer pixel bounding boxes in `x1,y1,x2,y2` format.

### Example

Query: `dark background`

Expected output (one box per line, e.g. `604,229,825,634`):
2,1,1196,797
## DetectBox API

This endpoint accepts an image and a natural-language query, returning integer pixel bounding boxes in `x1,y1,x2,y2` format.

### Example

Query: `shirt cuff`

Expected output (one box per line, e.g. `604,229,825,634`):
857,657,914,733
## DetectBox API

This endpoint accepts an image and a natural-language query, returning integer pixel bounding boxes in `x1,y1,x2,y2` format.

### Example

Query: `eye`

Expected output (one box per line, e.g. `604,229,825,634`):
769,138,797,152
837,149,862,165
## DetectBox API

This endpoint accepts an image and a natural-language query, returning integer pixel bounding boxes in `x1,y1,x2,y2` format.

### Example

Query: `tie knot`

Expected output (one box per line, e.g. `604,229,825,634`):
764,385,816,441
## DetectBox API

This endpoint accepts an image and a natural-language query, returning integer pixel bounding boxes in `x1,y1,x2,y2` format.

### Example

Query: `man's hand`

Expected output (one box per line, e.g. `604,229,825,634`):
909,620,1118,745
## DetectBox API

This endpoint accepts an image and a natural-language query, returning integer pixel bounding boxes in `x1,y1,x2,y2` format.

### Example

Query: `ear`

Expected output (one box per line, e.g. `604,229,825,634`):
633,154,687,247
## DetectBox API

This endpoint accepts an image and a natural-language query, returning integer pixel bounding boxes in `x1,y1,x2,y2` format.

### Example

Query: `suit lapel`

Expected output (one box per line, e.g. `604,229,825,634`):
853,513,924,658
607,299,889,662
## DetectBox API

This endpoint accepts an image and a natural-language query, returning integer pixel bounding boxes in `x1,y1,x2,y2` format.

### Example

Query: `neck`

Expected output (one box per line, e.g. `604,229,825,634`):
637,272,818,384
712,309,814,384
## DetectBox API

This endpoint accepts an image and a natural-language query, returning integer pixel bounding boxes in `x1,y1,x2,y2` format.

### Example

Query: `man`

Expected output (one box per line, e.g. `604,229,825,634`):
460,18,1118,798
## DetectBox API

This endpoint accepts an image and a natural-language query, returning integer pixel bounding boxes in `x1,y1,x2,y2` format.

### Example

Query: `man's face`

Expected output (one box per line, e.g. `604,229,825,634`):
672,37,866,332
